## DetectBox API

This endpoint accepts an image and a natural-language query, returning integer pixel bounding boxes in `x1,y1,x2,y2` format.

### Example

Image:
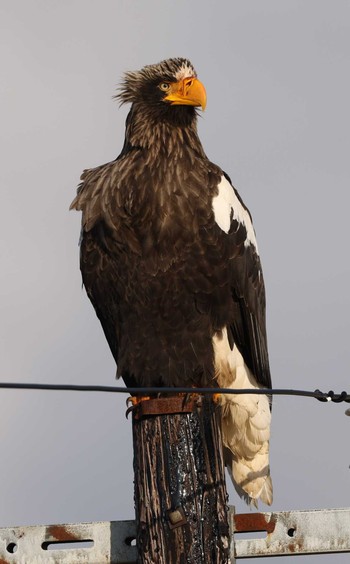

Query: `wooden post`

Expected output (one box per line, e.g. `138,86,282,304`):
132,395,230,563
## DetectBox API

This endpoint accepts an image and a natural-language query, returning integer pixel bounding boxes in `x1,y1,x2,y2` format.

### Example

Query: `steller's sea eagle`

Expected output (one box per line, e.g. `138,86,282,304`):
70,58,273,506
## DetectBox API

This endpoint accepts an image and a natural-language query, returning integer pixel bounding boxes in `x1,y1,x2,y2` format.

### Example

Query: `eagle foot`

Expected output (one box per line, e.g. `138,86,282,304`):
125,405,134,419
129,395,151,406
125,395,151,419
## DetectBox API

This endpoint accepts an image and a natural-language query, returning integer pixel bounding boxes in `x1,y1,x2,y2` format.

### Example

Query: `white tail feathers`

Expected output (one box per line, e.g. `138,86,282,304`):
213,328,273,506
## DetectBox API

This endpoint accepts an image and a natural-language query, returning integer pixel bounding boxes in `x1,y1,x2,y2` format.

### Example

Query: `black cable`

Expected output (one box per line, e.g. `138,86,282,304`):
0,382,349,402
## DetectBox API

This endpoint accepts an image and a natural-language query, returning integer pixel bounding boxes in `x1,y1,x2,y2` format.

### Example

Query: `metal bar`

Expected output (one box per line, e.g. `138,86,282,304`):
0,508,350,562
0,520,136,563
231,507,350,558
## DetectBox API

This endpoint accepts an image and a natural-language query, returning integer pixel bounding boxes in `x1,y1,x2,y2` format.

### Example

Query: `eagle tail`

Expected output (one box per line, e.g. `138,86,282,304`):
226,451,273,507
260,474,273,506
224,449,273,507
213,329,273,506
221,401,273,506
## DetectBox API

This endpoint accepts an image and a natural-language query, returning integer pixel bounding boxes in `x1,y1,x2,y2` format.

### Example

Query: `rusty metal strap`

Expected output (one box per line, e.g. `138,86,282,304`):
133,395,200,419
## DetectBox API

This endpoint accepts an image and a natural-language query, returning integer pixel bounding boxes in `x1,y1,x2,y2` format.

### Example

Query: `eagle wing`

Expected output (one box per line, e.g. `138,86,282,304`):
217,171,271,390
71,159,139,388
211,171,272,505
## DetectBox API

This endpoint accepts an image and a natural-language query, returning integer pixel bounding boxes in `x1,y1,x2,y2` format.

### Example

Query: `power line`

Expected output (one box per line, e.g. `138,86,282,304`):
0,382,349,402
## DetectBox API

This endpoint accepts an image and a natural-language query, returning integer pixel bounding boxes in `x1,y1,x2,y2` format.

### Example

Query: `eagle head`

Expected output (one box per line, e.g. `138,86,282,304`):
116,58,206,118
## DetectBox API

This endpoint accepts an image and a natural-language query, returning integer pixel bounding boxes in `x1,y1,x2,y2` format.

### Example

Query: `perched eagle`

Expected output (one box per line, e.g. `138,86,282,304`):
71,58,272,506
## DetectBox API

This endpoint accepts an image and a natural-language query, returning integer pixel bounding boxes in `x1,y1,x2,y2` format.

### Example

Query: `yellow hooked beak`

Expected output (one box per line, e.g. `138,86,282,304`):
164,77,207,110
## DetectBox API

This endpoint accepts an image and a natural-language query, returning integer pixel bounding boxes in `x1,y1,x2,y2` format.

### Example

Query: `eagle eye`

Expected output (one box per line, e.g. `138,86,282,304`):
159,82,171,92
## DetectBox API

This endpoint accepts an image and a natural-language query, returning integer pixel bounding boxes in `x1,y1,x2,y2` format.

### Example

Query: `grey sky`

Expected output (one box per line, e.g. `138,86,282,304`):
1,1,349,561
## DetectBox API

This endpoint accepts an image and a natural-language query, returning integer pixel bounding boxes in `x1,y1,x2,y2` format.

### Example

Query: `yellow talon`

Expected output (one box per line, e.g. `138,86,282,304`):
130,395,151,406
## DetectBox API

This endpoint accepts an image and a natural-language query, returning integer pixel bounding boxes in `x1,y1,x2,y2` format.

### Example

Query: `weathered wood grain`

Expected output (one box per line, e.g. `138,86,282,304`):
132,396,229,563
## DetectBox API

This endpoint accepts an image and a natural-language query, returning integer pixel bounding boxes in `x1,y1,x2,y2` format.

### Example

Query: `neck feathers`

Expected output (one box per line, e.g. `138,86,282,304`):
123,103,207,161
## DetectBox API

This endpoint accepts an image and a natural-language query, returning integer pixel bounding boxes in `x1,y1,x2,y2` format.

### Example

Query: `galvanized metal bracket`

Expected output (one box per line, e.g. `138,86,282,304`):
0,507,350,562
0,520,137,564
231,506,350,559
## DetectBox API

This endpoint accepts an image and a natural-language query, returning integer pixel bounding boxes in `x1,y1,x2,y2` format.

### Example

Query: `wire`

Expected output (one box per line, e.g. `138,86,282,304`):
0,382,349,402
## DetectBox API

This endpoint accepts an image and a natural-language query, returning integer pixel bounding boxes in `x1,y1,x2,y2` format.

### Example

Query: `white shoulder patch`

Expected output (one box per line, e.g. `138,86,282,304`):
212,175,258,251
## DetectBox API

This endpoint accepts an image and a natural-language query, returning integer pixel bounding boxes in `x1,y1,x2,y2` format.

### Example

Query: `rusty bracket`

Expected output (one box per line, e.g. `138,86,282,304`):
132,394,201,419
0,507,350,562
167,506,187,530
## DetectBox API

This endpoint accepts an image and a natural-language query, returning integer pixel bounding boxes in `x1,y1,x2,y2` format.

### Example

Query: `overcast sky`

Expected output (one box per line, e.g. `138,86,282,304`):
1,1,350,562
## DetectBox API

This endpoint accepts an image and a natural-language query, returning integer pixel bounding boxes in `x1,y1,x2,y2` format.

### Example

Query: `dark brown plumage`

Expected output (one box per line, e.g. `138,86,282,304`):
71,58,273,505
